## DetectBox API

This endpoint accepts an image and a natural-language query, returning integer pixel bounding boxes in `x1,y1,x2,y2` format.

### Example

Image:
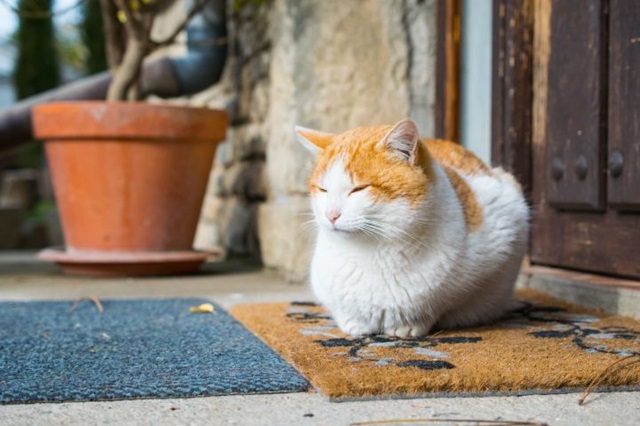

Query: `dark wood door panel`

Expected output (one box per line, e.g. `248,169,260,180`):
608,0,640,211
491,0,533,198
529,0,640,279
545,0,606,211
531,208,640,279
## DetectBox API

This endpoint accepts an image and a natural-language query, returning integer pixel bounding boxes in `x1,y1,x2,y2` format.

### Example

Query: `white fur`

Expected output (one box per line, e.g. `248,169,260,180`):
306,148,529,338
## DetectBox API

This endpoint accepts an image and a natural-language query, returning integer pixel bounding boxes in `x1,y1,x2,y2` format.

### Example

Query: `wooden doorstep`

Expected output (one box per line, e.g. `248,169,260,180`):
521,263,640,292
518,261,640,320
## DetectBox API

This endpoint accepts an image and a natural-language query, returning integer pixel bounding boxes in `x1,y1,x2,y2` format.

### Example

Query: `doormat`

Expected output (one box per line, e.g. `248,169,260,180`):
0,298,308,404
230,289,640,400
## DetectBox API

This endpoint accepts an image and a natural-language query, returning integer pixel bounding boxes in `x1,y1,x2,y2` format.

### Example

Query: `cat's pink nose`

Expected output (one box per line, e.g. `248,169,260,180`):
326,211,341,224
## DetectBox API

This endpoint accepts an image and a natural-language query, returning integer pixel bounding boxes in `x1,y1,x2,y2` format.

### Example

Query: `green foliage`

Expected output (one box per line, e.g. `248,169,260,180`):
15,142,43,169
25,200,56,224
12,0,61,100
57,32,86,76
82,0,108,74
232,0,270,13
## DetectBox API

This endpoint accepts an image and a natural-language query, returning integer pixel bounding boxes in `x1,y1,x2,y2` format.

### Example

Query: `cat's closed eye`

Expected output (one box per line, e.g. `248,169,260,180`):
312,185,327,193
349,184,370,195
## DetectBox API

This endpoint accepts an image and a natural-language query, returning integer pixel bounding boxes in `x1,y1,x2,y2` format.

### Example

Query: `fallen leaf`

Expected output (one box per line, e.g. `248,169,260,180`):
189,303,216,314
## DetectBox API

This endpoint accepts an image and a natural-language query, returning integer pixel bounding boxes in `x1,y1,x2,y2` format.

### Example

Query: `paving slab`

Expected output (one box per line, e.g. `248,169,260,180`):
1,390,639,426
0,252,639,426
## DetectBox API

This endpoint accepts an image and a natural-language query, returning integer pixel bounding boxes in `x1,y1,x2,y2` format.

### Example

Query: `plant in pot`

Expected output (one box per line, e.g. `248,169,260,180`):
32,0,228,276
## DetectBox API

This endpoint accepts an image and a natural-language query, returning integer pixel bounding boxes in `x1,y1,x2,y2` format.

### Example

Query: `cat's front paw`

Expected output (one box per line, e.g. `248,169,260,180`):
337,318,379,338
385,323,432,339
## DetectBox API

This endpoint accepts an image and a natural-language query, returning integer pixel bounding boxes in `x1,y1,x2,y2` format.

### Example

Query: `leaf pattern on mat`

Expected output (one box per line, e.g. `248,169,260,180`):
287,300,640,371
513,302,640,358
287,303,482,370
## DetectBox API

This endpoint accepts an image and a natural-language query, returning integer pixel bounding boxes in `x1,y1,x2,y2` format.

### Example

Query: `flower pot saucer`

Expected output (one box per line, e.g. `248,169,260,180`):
38,248,213,277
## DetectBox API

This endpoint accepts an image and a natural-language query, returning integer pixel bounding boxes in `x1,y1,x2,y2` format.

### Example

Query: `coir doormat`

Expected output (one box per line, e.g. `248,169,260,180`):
0,298,308,404
231,289,640,400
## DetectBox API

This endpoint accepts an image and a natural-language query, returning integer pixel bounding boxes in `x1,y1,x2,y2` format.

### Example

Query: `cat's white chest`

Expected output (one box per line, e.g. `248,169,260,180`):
312,238,403,290
310,233,447,334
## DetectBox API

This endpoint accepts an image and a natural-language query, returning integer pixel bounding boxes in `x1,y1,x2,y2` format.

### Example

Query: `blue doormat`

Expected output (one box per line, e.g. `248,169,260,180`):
0,298,308,404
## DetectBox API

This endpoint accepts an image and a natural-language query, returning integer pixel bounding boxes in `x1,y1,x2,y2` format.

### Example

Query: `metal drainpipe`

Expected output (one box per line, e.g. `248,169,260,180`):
0,0,227,152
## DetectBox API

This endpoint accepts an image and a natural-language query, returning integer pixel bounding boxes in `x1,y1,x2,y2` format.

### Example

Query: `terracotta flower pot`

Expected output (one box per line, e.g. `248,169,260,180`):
32,101,227,277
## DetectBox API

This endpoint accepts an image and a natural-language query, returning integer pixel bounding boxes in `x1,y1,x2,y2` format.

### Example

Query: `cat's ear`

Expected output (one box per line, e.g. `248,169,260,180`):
380,118,420,163
295,126,335,154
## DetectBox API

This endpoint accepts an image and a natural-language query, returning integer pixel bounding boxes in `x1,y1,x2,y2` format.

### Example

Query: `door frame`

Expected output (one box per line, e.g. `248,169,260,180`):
435,0,461,142
436,0,534,177
490,0,534,199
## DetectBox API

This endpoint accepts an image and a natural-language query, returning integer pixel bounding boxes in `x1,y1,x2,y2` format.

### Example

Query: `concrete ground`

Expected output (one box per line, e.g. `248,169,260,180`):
0,253,639,426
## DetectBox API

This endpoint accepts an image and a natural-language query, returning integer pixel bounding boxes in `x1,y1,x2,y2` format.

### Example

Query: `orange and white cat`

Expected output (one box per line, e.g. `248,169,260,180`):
296,118,529,338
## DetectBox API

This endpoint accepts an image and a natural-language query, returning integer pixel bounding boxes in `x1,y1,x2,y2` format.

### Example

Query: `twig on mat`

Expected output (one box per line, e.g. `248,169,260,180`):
69,296,104,314
350,419,548,425
578,354,640,406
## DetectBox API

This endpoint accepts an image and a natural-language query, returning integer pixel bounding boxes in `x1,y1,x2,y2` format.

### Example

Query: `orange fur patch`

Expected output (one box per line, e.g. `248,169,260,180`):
426,139,491,175
309,126,434,206
442,165,484,232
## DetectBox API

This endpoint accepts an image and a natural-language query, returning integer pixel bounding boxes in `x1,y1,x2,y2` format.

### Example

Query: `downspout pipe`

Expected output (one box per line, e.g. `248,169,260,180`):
0,0,227,152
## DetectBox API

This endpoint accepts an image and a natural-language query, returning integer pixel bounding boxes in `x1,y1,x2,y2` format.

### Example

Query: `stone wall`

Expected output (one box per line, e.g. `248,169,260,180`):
192,1,271,258
192,0,437,281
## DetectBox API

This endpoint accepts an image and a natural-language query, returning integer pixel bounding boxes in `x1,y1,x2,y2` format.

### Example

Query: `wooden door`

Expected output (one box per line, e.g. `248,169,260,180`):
530,0,640,279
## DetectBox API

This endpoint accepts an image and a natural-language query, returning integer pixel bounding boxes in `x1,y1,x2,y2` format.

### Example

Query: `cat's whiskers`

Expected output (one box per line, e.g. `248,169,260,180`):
363,219,431,253
361,222,414,249
359,226,385,243
296,218,319,237
295,211,316,218
365,213,437,228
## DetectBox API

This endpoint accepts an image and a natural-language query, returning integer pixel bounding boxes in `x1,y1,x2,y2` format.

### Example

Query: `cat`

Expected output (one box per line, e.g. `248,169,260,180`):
296,118,529,338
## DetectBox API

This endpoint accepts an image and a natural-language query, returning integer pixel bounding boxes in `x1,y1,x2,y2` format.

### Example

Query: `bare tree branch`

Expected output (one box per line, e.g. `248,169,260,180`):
112,0,144,35
151,0,211,48
102,0,217,101
107,38,147,101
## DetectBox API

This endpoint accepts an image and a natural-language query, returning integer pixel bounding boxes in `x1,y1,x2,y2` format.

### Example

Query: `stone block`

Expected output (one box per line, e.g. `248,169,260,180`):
249,50,271,83
199,193,225,222
237,65,254,119
193,218,225,256
258,196,314,283
224,160,266,201
0,169,40,209
249,79,270,122
230,123,267,161
209,160,266,202
209,168,227,198
197,195,260,256
225,200,259,255
214,139,234,168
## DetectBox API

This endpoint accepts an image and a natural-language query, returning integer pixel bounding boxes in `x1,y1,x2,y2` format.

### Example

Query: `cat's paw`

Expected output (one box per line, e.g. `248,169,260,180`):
338,319,379,337
386,323,431,339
